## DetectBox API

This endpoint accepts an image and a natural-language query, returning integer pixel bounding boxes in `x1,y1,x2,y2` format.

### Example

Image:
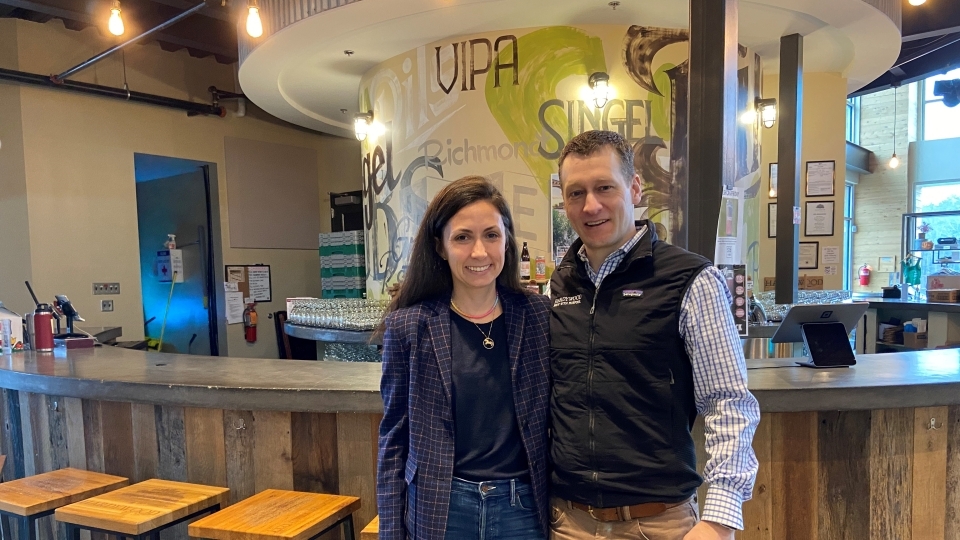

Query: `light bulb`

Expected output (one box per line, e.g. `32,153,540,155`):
908,0,926,5
740,109,757,125
889,154,900,169
354,117,369,141
108,5,124,36
760,103,777,128
246,6,263,38
592,79,609,108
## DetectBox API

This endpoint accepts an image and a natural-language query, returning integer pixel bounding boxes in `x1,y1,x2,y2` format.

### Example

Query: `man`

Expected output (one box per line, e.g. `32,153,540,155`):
548,130,760,540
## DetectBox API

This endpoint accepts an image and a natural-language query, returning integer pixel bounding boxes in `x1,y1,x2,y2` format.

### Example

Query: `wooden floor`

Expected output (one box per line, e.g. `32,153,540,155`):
1,388,959,540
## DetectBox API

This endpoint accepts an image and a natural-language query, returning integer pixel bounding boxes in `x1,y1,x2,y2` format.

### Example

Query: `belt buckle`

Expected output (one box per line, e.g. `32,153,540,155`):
587,506,598,520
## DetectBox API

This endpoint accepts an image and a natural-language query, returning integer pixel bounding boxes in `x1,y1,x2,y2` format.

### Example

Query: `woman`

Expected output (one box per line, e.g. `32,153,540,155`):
377,176,551,540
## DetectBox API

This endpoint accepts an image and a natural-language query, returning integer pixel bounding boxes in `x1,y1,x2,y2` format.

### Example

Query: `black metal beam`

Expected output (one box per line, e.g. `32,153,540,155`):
686,0,738,259
0,66,225,116
775,34,803,305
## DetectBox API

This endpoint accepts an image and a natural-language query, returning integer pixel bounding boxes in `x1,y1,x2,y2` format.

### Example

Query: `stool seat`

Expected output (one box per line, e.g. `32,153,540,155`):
360,516,378,540
55,479,229,536
188,489,361,540
0,468,128,516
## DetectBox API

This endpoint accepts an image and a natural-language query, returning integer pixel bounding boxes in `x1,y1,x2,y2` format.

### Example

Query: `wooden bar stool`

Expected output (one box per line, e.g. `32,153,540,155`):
55,479,229,540
188,489,361,540
0,468,128,540
360,516,377,540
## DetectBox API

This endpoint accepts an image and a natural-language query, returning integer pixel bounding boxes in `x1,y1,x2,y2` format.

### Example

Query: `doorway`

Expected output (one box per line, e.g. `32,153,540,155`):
134,153,225,356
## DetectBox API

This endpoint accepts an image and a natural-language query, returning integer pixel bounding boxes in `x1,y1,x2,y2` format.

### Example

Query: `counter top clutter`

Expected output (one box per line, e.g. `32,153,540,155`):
2,346,959,414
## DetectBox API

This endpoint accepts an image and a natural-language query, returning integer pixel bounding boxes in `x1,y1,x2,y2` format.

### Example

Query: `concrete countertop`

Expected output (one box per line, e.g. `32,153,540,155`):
1,346,959,413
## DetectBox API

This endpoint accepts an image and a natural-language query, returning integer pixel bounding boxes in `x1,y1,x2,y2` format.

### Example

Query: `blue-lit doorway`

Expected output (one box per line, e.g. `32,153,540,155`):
134,154,224,356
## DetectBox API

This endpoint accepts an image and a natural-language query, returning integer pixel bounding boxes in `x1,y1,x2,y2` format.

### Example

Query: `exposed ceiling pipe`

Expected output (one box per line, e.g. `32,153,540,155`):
891,32,960,71
0,67,225,117
51,2,207,83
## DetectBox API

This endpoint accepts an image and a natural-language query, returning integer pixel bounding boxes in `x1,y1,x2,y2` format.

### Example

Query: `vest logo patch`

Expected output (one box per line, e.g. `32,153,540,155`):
622,289,644,298
553,295,582,307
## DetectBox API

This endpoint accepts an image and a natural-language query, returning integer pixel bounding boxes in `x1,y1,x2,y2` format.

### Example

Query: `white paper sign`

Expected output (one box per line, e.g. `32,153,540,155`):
225,292,244,324
822,246,841,264
824,265,838,276
224,282,239,292
247,266,271,302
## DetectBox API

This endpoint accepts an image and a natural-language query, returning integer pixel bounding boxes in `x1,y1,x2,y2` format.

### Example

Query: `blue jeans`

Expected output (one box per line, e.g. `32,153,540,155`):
444,477,545,540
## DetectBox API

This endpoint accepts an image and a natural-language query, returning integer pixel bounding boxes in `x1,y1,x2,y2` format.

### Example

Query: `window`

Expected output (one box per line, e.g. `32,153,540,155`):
846,97,861,144
921,67,960,141
915,181,960,213
843,183,855,290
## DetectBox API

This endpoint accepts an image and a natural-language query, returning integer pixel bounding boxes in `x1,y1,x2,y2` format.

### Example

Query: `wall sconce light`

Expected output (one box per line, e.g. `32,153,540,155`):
354,111,373,141
757,98,778,128
108,0,124,36
588,72,611,108
246,0,263,38
908,0,926,5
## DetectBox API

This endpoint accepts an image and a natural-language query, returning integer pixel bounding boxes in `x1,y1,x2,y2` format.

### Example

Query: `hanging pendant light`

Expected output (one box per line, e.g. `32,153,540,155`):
108,0,124,36
246,0,263,38
889,86,900,169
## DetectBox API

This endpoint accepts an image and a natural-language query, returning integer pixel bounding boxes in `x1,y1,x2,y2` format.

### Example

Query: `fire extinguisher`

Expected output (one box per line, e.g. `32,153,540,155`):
858,264,871,286
243,302,258,343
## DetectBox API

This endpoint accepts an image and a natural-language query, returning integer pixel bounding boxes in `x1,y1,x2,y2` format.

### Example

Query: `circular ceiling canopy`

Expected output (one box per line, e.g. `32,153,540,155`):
239,0,900,137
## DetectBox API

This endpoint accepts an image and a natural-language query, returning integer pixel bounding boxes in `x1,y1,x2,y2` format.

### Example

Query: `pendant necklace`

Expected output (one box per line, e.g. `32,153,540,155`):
451,294,499,349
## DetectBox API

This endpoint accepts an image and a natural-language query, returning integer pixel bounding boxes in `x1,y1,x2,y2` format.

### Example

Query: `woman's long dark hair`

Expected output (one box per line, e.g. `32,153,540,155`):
386,175,524,316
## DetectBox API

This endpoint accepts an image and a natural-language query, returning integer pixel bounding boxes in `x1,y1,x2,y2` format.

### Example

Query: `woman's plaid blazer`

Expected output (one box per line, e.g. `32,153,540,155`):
376,288,551,540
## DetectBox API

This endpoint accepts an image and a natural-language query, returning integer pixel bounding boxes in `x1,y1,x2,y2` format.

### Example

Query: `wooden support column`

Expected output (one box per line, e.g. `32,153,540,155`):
775,34,803,304
686,0,738,259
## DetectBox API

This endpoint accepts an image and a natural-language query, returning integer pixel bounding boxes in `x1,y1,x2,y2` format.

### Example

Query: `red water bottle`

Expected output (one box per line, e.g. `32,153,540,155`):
33,304,54,352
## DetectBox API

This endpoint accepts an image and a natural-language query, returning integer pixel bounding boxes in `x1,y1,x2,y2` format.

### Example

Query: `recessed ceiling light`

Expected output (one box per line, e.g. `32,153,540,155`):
344,50,354,56
908,0,926,5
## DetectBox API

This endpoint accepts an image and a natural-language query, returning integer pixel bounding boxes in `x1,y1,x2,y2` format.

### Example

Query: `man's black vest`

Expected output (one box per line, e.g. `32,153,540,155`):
549,224,711,507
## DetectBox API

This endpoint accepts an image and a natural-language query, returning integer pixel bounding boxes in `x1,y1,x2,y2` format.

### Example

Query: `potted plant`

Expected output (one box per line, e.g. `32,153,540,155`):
918,222,934,250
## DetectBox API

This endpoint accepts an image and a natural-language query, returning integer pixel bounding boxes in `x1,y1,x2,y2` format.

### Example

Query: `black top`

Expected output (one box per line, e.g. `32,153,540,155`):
449,311,529,481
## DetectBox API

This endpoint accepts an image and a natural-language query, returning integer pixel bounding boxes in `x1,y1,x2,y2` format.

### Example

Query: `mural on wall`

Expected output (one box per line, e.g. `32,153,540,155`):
359,24,764,298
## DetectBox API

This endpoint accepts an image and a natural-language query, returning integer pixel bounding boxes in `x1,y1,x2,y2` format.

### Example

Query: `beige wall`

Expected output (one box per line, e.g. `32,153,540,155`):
853,86,911,293
0,18,359,357
757,72,848,291
0,22,34,312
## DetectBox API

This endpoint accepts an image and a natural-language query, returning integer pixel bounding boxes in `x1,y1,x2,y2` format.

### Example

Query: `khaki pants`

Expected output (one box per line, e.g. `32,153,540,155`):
549,497,698,540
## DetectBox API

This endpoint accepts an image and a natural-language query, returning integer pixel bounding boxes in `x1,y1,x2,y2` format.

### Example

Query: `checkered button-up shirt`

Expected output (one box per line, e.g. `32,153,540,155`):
578,227,760,530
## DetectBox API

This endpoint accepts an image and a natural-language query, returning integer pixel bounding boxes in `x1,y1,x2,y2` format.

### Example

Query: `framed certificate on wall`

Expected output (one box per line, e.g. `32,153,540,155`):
769,163,778,199
805,160,835,197
799,242,819,269
768,203,777,238
804,201,835,237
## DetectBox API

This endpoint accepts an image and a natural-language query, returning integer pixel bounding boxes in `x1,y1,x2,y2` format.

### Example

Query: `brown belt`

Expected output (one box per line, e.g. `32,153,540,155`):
566,499,685,522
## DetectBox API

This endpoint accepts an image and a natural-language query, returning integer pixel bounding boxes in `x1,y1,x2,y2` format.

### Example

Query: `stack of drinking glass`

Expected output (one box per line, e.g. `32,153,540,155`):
288,298,388,331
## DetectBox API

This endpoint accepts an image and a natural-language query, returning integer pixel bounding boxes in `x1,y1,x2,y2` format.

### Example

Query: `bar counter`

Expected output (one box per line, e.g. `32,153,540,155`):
1,347,959,539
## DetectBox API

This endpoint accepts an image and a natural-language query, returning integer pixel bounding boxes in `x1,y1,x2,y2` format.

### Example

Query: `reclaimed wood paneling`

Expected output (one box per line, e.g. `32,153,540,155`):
223,410,256,505
184,407,227,488
156,406,187,482
19,391,36,477
740,416,772,540
131,404,158,483
912,406,949,540
81,399,104,474
946,405,960,539
291,412,339,494
338,413,380,532
870,408,913,540
45,396,69,473
252,410,294,492
817,411,871,540
100,401,135,481
771,412,817,540
64,397,86,471
1,389,24,480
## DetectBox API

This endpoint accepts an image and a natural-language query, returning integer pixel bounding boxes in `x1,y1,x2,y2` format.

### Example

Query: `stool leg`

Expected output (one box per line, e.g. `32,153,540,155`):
0,513,10,540
65,524,81,540
18,516,35,540
341,516,355,540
